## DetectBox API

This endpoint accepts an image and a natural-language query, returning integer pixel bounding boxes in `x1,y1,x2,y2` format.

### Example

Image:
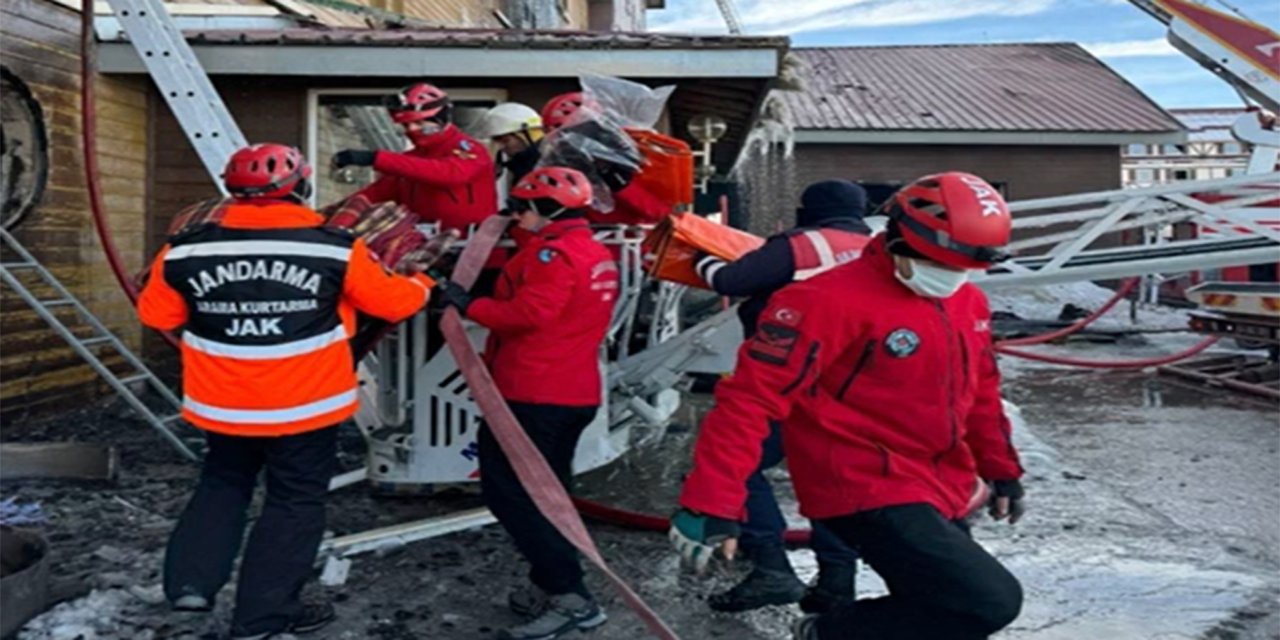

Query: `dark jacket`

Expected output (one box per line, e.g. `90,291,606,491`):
699,217,871,337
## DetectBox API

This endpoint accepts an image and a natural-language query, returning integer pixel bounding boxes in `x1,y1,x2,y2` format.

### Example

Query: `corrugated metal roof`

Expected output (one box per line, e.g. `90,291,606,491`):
179,25,788,49
782,44,1182,134
1170,107,1246,130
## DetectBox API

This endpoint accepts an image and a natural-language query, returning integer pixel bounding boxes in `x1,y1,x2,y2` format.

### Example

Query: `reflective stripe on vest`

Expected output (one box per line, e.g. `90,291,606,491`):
790,229,869,281
183,388,358,424
165,240,351,262
182,324,348,360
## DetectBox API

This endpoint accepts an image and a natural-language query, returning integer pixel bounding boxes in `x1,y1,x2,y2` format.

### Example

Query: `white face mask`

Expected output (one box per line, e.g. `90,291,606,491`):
894,257,970,298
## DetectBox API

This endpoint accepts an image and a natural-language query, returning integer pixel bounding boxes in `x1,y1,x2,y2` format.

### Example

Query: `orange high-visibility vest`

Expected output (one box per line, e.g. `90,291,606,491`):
138,202,432,436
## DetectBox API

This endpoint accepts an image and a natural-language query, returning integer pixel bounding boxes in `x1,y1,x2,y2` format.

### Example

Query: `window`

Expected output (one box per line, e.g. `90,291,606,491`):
1229,167,1247,177
1172,169,1191,181
305,88,505,207
1,68,49,230
1222,142,1243,154
1135,168,1155,183
1125,143,1147,156
1160,144,1184,155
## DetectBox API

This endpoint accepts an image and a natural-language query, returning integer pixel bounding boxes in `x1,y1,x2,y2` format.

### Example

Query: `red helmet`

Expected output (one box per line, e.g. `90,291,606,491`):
511,167,592,212
222,143,311,200
387,83,452,124
886,172,1011,269
540,92,587,132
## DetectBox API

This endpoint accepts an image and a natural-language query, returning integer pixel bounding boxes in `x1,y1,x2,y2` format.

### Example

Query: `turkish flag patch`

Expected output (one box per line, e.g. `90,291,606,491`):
748,322,800,365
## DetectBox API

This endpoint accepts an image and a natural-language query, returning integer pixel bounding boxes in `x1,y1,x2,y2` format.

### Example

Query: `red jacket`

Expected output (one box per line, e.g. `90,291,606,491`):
586,181,671,226
679,236,1022,521
466,218,619,407
356,125,498,233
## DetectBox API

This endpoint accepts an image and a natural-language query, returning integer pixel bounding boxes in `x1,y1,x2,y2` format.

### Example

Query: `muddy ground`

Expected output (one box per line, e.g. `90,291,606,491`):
3,336,1278,640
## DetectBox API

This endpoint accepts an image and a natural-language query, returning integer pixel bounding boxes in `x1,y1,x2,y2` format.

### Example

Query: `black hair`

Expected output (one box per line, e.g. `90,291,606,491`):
885,220,926,259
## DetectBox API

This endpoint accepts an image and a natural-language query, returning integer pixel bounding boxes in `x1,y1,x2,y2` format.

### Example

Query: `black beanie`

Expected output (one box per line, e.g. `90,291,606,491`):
796,180,868,228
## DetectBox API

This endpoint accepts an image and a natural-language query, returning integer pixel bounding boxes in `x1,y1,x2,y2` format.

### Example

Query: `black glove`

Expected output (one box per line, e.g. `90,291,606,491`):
431,279,473,315
988,479,1026,524
333,150,377,169
598,161,636,192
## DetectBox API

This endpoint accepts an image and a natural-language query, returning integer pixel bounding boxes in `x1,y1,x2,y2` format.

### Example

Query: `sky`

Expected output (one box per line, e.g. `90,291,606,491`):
645,0,1280,108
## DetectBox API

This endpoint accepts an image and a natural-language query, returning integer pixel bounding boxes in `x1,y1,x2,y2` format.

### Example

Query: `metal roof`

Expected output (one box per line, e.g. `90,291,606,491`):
782,44,1183,137
149,26,787,51
1170,107,1246,130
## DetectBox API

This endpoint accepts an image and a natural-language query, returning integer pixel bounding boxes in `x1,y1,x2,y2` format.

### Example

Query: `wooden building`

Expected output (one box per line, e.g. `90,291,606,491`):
0,0,784,418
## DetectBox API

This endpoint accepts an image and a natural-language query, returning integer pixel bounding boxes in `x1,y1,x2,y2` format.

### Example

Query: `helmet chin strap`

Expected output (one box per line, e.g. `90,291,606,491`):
530,198,568,220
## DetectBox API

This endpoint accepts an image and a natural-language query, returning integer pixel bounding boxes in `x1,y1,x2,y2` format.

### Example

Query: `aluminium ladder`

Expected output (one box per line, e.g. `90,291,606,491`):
102,0,246,188
0,229,197,460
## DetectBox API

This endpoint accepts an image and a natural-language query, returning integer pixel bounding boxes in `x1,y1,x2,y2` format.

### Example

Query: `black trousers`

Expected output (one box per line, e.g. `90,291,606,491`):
163,426,336,635
813,503,1022,640
479,401,596,597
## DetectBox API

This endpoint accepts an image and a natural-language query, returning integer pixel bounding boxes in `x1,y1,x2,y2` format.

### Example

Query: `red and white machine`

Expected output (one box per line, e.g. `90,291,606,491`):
1132,0,1280,287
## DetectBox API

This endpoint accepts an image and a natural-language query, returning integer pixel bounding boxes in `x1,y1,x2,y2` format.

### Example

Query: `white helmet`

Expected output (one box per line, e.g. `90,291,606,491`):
480,103,542,138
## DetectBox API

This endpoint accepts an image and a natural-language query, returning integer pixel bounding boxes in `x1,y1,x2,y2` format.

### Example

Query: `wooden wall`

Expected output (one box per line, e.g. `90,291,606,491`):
0,0,150,419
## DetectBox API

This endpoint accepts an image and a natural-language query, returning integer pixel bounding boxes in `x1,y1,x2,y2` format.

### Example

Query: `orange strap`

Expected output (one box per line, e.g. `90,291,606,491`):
442,215,680,640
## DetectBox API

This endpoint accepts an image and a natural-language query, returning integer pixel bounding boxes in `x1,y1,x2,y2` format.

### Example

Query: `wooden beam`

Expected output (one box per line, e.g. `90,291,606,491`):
0,443,118,480
48,0,280,16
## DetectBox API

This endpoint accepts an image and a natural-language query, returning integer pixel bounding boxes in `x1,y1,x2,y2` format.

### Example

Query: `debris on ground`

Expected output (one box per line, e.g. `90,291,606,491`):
2,286,1276,639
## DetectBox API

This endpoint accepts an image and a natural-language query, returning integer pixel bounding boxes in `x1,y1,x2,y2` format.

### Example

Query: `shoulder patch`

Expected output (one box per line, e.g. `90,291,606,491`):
538,247,557,264
748,321,800,365
459,139,473,151
771,307,802,326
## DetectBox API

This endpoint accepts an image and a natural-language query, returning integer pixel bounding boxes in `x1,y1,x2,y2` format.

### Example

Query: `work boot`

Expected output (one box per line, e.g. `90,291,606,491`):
792,614,820,640
508,583,550,618
708,566,806,612
799,564,856,614
229,602,336,640
499,592,607,640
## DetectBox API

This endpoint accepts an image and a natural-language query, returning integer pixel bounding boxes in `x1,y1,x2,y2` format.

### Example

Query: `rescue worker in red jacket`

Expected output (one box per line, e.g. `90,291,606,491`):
690,180,871,614
541,92,670,226
670,172,1026,640
139,143,433,640
333,83,498,233
432,167,620,640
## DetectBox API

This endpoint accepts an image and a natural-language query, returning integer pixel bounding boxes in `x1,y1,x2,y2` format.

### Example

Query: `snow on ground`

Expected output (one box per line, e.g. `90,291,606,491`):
4,285,1277,639
986,281,1191,329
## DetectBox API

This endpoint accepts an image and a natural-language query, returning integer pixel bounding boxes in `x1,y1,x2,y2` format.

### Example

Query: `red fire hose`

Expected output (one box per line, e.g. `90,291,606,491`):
80,0,135,303
997,278,1141,347
76,0,1212,563
989,277,1223,368
443,217,678,639
80,1,179,349
574,278,1216,538
996,336,1220,368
